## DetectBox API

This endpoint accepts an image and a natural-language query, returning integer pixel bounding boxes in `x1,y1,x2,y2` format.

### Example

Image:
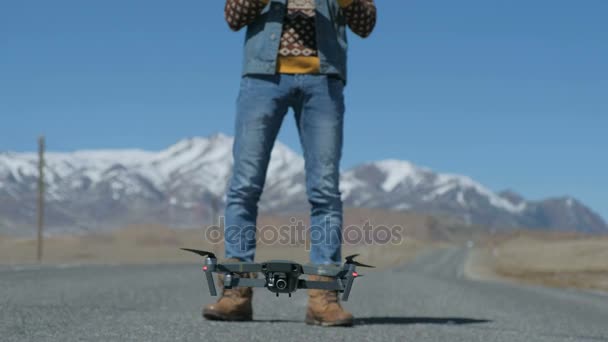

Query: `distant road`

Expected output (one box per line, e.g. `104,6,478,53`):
1,248,607,341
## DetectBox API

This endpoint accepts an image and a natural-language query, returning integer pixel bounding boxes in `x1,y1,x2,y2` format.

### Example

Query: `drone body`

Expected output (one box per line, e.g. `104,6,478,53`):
181,249,374,301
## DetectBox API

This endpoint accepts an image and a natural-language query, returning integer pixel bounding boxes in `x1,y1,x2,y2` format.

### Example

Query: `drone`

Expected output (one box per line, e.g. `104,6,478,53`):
181,249,374,301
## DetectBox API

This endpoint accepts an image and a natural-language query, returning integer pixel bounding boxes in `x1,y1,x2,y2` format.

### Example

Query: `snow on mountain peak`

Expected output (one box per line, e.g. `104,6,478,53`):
0,135,306,204
340,159,528,214
374,159,426,192
427,173,527,213
566,197,574,207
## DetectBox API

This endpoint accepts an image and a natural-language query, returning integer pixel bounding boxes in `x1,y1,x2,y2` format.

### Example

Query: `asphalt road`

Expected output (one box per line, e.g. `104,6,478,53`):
1,248,607,342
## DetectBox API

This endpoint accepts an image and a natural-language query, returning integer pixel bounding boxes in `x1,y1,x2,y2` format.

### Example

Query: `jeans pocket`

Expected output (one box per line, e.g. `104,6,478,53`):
327,74,345,89
326,75,345,107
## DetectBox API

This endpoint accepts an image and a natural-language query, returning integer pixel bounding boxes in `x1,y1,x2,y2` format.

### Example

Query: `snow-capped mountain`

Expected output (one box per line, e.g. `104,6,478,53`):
0,134,606,235
0,134,305,234
339,160,606,233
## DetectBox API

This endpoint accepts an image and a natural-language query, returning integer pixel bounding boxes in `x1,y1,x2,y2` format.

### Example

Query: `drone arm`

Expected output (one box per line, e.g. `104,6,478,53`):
300,264,358,301
340,264,356,301
297,279,343,291
217,263,263,273
229,278,267,288
203,257,218,296
204,268,217,296
301,264,343,277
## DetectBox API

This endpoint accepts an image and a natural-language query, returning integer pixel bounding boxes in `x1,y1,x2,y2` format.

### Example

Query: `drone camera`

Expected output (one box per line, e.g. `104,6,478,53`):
267,272,295,293
262,261,301,294
275,278,288,290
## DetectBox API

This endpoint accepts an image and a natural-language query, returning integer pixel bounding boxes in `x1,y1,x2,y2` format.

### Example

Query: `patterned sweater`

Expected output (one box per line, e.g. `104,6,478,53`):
225,0,376,74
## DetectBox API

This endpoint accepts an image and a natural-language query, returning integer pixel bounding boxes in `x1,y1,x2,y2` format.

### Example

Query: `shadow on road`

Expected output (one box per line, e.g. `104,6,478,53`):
248,317,492,325
251,319,301,323
354,316,492,326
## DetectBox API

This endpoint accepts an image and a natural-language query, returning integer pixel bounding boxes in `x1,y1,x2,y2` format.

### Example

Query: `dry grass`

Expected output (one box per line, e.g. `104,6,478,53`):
1,208,485,268
0,225,209,265
468,233,608,292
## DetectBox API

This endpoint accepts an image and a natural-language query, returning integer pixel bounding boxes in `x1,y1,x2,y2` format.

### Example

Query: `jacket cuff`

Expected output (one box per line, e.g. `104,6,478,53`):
338,0,354,8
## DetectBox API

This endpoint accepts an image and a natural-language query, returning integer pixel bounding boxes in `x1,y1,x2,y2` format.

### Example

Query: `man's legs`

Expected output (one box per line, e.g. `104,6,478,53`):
204,74,291,321
224,74,291,262
294,74,352,326
293,74,345,265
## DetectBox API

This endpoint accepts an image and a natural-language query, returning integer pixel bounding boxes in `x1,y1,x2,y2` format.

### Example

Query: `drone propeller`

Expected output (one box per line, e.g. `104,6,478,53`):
180,248,217,259
344,254,375,268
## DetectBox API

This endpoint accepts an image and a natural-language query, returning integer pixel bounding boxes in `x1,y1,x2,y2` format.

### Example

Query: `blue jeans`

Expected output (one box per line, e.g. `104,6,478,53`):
224,74,345,265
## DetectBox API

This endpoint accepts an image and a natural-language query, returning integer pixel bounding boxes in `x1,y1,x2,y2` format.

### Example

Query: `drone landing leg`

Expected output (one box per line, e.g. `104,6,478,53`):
203,257,218,296
205,271,217,296
341,264,356,301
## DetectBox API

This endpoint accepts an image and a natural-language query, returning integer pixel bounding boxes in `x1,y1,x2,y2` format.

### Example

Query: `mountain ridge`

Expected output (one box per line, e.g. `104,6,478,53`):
0,134,605,235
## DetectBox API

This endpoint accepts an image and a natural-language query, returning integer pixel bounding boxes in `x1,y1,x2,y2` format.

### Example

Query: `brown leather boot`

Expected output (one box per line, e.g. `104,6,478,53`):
306,275,354,327
202,259,257,321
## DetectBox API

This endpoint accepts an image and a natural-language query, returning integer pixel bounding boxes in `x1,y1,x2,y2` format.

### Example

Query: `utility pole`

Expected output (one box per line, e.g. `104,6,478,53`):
37,136,45,263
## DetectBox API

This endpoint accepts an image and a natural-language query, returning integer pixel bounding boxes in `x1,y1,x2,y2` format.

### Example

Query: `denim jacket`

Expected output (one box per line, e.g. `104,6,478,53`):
241,0,348,82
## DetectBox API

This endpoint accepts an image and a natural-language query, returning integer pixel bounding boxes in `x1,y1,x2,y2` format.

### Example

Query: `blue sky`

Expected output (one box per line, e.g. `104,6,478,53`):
1,0,606,219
